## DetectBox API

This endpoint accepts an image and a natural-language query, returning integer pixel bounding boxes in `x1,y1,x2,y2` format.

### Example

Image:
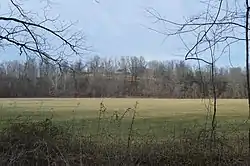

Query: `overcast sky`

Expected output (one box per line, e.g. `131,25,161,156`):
0,0,246,67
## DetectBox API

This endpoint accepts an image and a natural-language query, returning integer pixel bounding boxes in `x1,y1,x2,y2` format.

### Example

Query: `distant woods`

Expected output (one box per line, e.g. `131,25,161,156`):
0,55,246,98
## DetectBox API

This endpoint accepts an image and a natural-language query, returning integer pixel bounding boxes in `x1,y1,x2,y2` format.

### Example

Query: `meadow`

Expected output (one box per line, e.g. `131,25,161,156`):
0,98,249,165
0,98,249,140
0,98,248,118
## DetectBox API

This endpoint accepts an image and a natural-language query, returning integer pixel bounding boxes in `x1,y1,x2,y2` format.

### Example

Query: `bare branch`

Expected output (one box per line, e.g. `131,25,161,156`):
145,0,248,68
0,0,89,68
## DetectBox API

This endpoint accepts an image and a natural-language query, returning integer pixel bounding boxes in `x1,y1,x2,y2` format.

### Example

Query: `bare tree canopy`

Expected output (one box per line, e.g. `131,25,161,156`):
146,0,250,104
0,0,89,66
145,0,250,156
146,0,246,65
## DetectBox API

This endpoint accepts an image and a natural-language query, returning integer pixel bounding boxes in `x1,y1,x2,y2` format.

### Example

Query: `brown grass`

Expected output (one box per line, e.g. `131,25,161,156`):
0,98,248,165
0,98,248,118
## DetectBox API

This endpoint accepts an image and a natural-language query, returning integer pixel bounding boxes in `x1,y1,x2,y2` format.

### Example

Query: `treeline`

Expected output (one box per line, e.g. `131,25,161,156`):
0,55,246,98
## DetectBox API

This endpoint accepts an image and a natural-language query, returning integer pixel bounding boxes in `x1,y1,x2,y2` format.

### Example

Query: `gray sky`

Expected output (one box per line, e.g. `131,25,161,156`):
0,0,246,67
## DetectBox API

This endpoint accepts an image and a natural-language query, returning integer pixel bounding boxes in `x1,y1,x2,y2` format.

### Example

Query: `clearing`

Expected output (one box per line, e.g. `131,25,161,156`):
0,98,248,139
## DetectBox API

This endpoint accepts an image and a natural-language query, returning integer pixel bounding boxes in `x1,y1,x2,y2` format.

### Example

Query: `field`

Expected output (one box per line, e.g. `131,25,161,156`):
0,98,249,165
0,98,248,118
0,98,248,136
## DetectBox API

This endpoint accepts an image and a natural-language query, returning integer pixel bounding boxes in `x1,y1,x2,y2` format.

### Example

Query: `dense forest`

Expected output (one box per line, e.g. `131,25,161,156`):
0,55,245,98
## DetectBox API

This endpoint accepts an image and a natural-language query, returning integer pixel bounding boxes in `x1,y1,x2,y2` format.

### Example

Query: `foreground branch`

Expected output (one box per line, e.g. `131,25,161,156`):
0,0,89,68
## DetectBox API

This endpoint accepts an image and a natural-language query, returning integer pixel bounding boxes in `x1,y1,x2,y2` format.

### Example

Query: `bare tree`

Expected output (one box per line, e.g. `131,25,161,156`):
0,0,89,68
146,0,250,156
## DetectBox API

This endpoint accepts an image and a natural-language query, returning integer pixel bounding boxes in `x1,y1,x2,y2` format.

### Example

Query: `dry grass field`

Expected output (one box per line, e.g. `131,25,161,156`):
0,98,248,137
0,98,249,165
0,98,248,118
